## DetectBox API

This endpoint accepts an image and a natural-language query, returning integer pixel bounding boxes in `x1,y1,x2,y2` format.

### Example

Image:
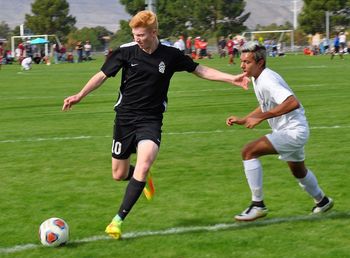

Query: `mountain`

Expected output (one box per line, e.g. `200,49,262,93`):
0,0,303,32
244,0,303,29
0,0,130,32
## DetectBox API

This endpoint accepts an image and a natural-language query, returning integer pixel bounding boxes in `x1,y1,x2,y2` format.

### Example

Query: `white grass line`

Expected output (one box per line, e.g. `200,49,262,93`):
0,88,233,101
305,65,328,69
0,136,94,143
1,211,348,254
0,125,349,144
5,81,349,101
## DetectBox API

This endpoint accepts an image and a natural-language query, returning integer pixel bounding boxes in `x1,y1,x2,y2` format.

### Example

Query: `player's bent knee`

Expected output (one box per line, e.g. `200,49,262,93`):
241,145,252,160
112,173,124,181
111,168,128,181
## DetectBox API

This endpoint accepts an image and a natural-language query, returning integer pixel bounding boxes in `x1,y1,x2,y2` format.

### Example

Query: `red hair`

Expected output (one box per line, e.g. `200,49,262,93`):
129,10,158,31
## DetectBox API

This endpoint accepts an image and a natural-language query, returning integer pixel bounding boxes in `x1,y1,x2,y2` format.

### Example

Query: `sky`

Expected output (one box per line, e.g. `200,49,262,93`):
0,0,303,32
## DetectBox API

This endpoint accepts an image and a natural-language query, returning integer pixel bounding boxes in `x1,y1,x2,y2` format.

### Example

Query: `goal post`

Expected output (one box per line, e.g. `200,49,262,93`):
11,34,61,57
242,30,295,52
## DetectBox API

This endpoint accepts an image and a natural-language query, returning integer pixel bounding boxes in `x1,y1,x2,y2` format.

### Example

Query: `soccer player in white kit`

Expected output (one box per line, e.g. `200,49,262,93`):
21,57,32,71
226,41,334,221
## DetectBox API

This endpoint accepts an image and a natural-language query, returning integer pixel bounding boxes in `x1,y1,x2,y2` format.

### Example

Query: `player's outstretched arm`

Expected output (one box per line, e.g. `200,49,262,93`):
62,71,108,111
226,106,263,128
241,96,300,128
193,65,250,90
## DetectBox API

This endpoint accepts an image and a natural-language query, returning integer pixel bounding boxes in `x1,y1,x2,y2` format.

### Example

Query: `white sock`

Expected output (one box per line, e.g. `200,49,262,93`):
298,169,324,203
243,159,263,202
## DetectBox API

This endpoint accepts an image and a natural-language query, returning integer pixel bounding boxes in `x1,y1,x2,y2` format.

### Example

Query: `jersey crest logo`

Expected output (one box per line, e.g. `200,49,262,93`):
159,61,165,74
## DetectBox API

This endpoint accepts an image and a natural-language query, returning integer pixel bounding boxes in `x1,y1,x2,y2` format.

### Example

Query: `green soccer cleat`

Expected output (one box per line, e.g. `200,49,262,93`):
105,219,122,239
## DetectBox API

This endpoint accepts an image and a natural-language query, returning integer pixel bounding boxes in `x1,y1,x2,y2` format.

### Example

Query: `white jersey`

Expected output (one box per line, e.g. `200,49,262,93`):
252,68,308,131
339,34,346,44
21,57,32,70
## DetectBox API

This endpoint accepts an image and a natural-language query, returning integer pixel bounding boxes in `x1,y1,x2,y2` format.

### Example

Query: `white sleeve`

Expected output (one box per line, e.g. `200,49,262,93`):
268,80,293,105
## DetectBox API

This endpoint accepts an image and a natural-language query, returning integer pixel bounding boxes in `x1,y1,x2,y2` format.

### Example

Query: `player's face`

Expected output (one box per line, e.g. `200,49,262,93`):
132,27,157,52
240,52,264,78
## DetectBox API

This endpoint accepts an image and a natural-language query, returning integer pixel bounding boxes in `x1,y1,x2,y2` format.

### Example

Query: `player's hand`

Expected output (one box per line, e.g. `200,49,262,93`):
244,117,263,129
62,94,81,111
226,116,245,126
232,72,250,90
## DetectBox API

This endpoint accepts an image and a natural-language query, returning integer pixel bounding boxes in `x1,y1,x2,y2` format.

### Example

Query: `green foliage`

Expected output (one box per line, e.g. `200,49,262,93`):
25,0,76,41
109,20,133,48
67,26,112,51
299,0,350,34
157,0,193,37
251,22,294,44
120,0,145,15
0,21,11,39
255,22,293,32
118,0,249,39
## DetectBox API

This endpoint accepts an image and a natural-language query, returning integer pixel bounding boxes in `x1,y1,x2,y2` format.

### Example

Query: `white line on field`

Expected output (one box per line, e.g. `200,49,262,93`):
0,211,348,254
0,88,233,101
5,81,349,101
0,125,349,144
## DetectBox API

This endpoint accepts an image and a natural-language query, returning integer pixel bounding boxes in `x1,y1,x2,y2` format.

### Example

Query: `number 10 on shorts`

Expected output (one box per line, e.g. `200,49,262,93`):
112,140,122,155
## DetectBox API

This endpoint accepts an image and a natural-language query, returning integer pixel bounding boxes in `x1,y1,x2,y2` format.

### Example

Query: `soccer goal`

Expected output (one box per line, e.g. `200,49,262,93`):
242,30,295,53
11,34,61,57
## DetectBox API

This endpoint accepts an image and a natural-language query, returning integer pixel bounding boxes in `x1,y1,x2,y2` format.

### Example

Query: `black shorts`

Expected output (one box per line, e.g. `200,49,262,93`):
111,115,162,159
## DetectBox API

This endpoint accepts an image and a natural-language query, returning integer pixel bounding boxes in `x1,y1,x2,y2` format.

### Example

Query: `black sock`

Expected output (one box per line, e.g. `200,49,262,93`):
124,165,135,181
117,177,145,220
252,201,265,207
316,196,329,207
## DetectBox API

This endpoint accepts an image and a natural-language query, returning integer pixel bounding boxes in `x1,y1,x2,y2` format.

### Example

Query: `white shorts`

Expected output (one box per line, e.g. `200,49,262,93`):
266,127,309,162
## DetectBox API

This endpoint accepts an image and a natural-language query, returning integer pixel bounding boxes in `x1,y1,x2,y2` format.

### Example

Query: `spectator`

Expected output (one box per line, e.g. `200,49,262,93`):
186,36,192,56
76,41,83,63
339,32,346,53
67,52,74,63
199,38,212,59
218,36,226,58
53,43,60,64
60,45,67,62
17,42,25,64
194,36,201,59
84,40,92,60
0,42,3,69
331,33,343,60
173,36,185,54
226,35,235,65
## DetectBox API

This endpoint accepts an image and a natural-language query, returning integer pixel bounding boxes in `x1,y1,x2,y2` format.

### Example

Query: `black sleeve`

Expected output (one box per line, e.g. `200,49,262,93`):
173,50,199,73
101,48,124,77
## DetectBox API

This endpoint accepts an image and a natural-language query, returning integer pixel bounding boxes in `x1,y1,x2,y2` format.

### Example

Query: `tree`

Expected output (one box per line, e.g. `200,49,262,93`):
120,0,145,15
118,0,249,40
67,26,113,51
0,21,11,39
24,0,76,41
110,20,134,49
299,0,350,35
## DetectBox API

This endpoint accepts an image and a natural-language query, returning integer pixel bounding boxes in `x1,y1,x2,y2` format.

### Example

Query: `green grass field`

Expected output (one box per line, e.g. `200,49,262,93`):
1,53,350,258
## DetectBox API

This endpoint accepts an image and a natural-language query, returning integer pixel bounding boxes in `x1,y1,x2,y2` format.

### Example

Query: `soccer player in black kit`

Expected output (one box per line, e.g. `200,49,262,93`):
62,10,250,239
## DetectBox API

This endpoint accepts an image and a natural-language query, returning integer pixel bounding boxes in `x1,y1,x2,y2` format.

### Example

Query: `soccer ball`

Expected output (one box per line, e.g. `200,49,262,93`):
39,217,69,247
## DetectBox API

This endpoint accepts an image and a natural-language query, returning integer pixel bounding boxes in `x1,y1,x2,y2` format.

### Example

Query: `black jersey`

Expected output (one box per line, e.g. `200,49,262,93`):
101,42,199,117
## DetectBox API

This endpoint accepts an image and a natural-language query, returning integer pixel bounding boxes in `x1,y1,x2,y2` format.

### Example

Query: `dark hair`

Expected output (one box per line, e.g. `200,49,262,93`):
241,41,266,66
